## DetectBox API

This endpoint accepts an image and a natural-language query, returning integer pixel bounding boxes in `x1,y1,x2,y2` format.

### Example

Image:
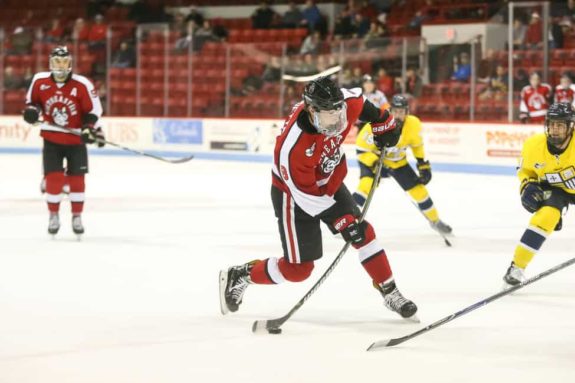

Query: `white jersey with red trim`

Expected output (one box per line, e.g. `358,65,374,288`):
26,72,103,145
519,83,552,119
554,84,575,107
272,88,365,217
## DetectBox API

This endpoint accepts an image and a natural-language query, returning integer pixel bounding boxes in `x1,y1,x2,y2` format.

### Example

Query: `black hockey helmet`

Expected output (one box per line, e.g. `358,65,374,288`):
303,76,344,112
390,94,409,128
303,76,347,137
545,102,574,149
49,46,72,82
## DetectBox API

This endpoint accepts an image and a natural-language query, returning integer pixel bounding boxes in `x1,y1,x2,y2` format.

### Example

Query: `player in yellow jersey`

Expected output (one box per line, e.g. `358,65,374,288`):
353,95,452,235
503,102,575,287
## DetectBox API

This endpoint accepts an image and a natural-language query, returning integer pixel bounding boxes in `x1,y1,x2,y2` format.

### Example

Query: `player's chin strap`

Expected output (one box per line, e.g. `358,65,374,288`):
252,153,387,334
32,121,194,164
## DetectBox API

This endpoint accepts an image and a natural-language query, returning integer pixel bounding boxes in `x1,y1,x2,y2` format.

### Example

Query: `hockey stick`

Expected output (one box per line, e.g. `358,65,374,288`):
367,255,575,350
252,154,386,334
34,122,194,164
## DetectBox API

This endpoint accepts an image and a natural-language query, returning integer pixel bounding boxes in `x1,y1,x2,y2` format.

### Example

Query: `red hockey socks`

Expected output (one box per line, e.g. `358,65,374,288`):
250,258,314,284
354,221,393,284
45,171,65,213
67,175,85,214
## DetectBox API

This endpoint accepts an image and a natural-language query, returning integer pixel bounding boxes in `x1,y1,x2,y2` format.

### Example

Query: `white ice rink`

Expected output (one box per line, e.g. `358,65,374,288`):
0,153,574,383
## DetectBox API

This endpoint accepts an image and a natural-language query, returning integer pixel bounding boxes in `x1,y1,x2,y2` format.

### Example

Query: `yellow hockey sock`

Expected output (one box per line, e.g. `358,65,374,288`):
407,184,439,222
513,206,561,269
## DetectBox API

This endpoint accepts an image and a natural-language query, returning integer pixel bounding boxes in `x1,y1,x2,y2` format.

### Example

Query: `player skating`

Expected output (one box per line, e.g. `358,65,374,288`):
503,102,575,287
353,95,452,236
23,46,105,238
220,77,418,321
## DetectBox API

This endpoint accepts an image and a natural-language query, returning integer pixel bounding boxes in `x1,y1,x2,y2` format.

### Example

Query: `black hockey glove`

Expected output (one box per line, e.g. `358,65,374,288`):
333,214,364,245
519,112,529,124
520,182,544,213
416,159,432,185
81,125,105,147
23,105,40,124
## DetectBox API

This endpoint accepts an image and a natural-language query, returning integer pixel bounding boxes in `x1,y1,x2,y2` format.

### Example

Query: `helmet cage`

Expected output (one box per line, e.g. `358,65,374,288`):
49,46,72,81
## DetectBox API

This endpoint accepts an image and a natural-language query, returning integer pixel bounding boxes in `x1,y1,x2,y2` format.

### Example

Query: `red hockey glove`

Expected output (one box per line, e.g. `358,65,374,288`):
333,214,364,244
372,112,399,149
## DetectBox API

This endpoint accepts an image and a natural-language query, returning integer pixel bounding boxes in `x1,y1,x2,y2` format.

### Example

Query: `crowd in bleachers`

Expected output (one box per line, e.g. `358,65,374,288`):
2,0,575,120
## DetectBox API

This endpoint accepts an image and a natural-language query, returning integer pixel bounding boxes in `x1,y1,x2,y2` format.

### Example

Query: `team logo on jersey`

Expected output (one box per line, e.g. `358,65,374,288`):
52,107,69,127
45,94,78,117
545,172,562,184
280,165,289,181
40,84,51,91
320,150,341,174
305,142,316,157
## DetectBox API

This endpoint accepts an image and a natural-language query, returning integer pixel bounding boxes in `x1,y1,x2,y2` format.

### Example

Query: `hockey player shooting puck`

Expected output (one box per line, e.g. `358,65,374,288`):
268,328,282,334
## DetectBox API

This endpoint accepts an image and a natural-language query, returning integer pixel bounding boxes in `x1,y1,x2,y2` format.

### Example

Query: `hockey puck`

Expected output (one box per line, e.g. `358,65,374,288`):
267,328,282,334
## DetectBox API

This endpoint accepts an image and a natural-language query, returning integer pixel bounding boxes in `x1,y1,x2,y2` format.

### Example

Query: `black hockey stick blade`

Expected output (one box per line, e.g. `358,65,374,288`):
367,255,575,351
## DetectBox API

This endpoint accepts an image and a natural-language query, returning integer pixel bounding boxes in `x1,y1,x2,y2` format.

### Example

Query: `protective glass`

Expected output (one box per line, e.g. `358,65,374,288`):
312,104,348,137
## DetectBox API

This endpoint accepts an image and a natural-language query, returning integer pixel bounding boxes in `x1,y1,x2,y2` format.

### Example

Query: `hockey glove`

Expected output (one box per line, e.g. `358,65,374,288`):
23,105,40,124
519,112,529,124
520,182,544,213
416,159,432,185
81,125,105,147
333,214,364,244
372,113,399,149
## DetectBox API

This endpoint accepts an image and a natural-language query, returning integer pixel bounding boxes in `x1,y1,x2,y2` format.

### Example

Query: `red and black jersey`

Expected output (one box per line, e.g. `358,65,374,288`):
25,72,103,145
272,88,366,217
519,83,552,121
554,84,575,106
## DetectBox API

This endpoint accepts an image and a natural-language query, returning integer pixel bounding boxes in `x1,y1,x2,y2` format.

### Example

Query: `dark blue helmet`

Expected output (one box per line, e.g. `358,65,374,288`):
545,102,574,149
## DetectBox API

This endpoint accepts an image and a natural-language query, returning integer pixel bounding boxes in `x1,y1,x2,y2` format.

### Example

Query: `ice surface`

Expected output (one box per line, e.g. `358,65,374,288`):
0,154,574,383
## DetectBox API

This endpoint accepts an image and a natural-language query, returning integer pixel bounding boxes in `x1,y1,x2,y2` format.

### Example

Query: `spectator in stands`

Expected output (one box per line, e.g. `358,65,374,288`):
478,49,499,83
550,18,564,49
451,52,471,82
514,68,529,91
300,31,322,55
262,56,282,82
301,0,322,31
512,18,527,50
334,7,356,38
111,41,136,68
349,66,364,88
371,0,393,14
352,13,371,38
171,12,188,35
362,74,389,109
553,73,575,105
525,12,543,49
185,6,205,28
401,67,423,98
72,18,90,41
3,66,24,90
519,71,552,124
479,64,508,101
568,0,575,21
364,20,389,49
194,20,217,51
9,27,33,55
282,1,303,28
376,67,394,95
251,1,277,29
88,14,107,47
45,18,65,43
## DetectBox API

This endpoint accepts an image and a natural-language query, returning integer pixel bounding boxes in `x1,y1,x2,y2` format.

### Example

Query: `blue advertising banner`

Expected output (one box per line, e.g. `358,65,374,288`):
153,119,203,145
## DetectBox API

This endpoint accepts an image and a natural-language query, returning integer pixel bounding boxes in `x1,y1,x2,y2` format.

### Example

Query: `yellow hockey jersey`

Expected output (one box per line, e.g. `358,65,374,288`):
356,114,425,169
518,133,575,195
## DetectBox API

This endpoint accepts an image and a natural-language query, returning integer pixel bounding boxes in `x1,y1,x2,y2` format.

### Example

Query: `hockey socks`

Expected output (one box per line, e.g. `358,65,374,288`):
250,258,314,284
45,171,65,212
68,175,85,214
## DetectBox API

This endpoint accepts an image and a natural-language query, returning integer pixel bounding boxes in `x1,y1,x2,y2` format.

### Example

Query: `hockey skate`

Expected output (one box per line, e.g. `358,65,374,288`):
502,262,525,290
376,281,419,322
72,215,84,239
48,213,60,236
219,262,254,315
430,219,452,235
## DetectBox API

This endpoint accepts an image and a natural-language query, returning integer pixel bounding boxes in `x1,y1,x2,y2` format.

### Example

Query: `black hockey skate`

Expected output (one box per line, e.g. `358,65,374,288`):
219,262,255,315
430,219,452,235
48,213,60,236
72,215,84,238
502,262,525,290
376,281,419,322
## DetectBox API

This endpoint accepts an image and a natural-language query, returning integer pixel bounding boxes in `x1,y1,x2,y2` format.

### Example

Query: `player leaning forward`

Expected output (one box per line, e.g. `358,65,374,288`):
220,77,418,320
503,102,575,287
23,46,105,236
